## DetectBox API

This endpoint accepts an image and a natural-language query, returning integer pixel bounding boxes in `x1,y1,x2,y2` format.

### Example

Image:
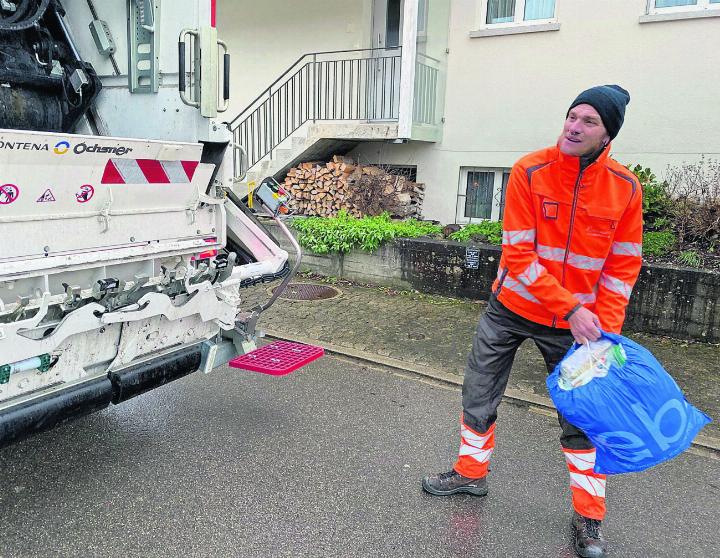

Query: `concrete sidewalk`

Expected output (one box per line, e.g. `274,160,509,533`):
243,276,720,443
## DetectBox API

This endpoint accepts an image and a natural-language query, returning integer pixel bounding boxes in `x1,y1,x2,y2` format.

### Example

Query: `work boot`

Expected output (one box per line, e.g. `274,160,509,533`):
421,470,488,496
572,511,607,558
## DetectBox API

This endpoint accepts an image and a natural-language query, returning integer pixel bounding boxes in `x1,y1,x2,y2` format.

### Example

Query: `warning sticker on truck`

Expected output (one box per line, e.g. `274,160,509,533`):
75,184,95,203
0,183,19,204
37,189,56,202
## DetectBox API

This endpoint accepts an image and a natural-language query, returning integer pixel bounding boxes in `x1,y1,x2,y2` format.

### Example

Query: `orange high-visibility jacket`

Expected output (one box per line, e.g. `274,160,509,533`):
493,144,643,333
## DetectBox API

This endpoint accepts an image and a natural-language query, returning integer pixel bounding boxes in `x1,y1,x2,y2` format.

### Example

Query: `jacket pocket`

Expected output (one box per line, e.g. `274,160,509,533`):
542,200,559,220
580,206,621,239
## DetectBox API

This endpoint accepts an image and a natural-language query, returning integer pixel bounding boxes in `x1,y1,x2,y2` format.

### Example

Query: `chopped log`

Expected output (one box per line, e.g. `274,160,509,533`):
282,156,424,218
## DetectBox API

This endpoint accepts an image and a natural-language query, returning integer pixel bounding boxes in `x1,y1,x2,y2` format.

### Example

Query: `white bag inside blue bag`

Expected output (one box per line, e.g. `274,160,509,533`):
547,332,712,475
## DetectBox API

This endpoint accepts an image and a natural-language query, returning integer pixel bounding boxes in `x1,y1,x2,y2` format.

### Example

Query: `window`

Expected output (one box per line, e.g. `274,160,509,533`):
641,0,720,22
385,0,402,48
485,0,556,24
650,0,720,11
656,0,697,6
457,168,510,223
417,0,429,36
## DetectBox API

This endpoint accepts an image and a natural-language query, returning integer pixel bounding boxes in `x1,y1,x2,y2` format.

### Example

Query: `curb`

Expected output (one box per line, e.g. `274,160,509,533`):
264,329,720,454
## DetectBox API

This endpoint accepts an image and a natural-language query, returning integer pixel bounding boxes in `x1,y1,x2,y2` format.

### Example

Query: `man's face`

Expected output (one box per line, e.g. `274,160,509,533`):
558,104,611,157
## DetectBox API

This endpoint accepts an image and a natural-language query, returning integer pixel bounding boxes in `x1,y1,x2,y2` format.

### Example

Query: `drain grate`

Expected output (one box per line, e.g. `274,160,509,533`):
274,283,341,301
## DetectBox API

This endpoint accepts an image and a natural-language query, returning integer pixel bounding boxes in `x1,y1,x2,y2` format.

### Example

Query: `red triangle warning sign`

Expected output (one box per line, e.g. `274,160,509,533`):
37,189,56,202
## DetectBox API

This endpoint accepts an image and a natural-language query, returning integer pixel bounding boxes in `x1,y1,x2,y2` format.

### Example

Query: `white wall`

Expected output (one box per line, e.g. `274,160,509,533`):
217,0,372,116
217,0,720,224
351,0,720,223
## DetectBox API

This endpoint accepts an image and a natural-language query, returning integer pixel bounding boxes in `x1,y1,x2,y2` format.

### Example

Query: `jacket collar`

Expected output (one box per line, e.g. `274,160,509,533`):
554,142,612,184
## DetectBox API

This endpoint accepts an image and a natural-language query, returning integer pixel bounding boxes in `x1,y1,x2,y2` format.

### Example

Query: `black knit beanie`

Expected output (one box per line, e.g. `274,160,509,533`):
567,85,631,140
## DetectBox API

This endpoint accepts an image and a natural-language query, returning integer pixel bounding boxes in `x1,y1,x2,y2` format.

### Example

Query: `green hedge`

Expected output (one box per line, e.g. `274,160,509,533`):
291,211,442,254
448,222,503,245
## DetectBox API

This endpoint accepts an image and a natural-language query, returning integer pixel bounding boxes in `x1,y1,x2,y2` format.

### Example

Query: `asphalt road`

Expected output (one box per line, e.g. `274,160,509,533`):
0,355,717,558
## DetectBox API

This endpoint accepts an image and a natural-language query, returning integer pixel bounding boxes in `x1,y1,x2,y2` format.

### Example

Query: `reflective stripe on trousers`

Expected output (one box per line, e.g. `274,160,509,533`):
453,421,607,520
454,420,495,479
563,448,607,520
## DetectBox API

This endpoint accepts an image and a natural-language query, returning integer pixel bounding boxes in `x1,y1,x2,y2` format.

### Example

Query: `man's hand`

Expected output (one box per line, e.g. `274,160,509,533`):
567,307,602,345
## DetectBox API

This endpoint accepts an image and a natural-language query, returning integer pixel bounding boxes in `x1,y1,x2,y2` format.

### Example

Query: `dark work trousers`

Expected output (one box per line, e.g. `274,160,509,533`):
462,294,593,451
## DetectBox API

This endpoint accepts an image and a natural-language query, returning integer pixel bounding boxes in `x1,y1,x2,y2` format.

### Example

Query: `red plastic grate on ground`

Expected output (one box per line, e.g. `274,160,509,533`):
229,341,324,376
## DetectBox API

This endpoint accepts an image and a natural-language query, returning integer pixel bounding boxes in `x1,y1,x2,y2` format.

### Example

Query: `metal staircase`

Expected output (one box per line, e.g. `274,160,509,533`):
226,48,403,188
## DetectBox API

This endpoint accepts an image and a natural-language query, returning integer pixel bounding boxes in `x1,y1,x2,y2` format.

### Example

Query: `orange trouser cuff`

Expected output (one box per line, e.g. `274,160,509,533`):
453,420,495,479
563,448,607,520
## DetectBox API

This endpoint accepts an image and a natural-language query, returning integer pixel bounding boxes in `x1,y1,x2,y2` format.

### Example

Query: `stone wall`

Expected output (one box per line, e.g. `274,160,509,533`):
265,222,720,342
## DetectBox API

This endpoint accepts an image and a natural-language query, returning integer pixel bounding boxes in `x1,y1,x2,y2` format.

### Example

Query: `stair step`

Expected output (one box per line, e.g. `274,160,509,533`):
274,148,292,162
291,136,307,150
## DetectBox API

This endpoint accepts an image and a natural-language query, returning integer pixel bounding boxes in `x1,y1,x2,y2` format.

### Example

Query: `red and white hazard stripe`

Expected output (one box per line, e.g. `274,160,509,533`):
192,237,219,261
101,159,199,185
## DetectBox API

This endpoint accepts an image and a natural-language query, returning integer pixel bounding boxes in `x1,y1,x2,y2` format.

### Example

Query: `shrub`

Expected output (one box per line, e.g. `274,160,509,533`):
643,231,676,257
291,211,442,254
664,157,720,251
627,164,673,232
448,221,503,245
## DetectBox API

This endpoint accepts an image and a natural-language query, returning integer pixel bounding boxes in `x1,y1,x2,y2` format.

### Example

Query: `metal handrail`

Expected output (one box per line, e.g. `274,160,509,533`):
227,47,403,179
226,47,402,129
416,52,442,64
414,54,441,126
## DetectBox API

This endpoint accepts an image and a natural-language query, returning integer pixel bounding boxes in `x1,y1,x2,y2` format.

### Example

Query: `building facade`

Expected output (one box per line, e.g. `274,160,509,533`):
219,0,720,224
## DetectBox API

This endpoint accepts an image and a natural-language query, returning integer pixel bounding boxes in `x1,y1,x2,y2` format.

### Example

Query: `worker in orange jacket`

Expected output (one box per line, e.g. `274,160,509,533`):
422,85,642,558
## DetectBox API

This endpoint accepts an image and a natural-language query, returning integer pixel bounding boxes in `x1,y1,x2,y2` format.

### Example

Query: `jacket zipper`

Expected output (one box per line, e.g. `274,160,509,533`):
553,167,585,327
494,266,509,295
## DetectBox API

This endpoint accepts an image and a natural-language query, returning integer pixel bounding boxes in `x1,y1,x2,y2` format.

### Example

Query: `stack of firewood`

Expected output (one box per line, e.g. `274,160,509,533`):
282,155,425,218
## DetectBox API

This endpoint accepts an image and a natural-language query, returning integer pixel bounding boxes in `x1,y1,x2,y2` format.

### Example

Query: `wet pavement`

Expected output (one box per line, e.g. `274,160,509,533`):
0,355,717,558
245,276,720,442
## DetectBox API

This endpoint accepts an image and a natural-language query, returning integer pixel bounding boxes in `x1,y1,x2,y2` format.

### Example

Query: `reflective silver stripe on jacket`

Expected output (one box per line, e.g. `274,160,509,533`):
573,291,597,304
504,276,540,303
537,244,565,262
538,243,606,271
611,242,642,257
599,272,633,300
502,229,536,246
518,261,546,286
567,253,605,271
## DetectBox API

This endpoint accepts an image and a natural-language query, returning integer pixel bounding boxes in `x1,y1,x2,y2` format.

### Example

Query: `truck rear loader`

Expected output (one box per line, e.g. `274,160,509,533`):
0,0,303,448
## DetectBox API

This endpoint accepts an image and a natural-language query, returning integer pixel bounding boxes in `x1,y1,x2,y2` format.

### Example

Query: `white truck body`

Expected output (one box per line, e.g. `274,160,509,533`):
0,0,297,445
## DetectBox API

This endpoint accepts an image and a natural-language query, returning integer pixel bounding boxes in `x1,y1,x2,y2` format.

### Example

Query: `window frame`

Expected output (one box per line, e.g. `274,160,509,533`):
479,0,557,28
456,167,511,224
647,0,720,14
417,0,429,39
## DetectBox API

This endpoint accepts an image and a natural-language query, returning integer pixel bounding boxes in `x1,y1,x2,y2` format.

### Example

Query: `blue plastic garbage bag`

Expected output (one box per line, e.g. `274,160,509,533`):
547,332,711,475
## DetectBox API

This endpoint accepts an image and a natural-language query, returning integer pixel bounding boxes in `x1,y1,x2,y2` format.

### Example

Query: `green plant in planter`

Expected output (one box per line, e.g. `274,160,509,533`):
643,231,676,257
291,211,442,254
448,221,503,245
678,250,702,268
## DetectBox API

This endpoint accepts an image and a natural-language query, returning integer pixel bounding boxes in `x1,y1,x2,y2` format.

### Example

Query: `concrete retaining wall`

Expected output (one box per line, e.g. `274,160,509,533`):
266,222,720,342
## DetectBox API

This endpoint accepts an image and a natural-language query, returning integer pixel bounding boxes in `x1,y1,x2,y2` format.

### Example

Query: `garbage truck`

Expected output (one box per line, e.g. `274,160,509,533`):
0,0,303,448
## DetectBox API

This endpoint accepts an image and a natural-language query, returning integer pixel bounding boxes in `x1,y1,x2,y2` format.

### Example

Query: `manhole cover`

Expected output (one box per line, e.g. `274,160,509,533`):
274,283,341,301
